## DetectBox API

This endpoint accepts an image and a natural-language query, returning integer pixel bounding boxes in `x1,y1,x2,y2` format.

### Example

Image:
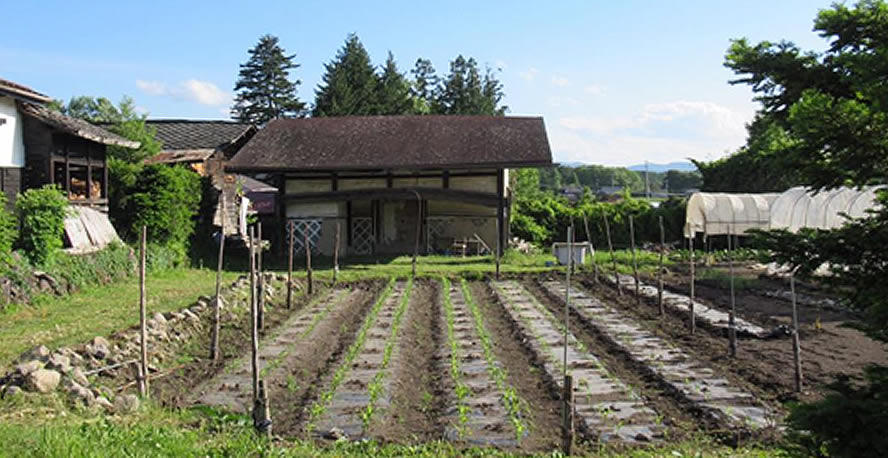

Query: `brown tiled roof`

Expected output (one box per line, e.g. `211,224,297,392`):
19,103,140,148
0,77,52,104
227,115,552,172
146,119,255,152
144,149,215,164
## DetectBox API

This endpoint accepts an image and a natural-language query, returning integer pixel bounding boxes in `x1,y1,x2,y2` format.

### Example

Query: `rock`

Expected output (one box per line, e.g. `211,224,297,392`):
634,432,651,442
182,309,199,321
16,360,44,376
95,396,113,411
113,394,140,413
153,312,167,325
70,367,90,387
324,427,346,440
3,385,23,398
19,345,50,363
64,380,95,406
46,353,71,373
88,337,111,359
26,369,61,393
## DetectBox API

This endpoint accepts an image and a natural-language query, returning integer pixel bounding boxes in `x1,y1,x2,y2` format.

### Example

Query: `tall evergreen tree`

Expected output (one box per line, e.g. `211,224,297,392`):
410,58,438,114
313,34,379,116
376,52,413,115
435,55,507,115
231,34,306,124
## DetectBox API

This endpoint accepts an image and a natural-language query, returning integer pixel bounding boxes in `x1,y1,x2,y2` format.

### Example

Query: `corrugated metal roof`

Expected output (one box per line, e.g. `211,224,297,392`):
227,115,552,172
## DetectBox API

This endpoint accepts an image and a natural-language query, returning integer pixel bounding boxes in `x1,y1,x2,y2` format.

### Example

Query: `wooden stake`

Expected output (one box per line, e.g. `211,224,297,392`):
561,374,574,455
412,192,421,277
603,214,621,296
210,213,225,361
564,226,572,378
657,216,665,317
257,223,264,331
728,224,737,357
253,379,271,437
495,217,501,279
583,212,598,283
629,215,640,303
249,228,259,403
305,230,313,295
689,235,696,335
139,226,149,398
286,222,294,309
791,270,803,392
333,222,340,284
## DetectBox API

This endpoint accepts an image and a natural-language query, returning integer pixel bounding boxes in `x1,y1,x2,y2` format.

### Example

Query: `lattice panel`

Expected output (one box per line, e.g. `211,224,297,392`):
287,219,322,255
426,217,452,253
351,217,373,255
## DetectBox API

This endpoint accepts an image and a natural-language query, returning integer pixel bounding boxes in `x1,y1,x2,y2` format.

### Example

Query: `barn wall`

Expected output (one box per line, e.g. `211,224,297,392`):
0,167,21,211
449,175,497,193
339,178,386,190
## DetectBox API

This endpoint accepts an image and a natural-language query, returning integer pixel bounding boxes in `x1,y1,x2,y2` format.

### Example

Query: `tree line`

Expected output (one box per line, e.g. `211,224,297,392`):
540,165,701,194
232,33,506,124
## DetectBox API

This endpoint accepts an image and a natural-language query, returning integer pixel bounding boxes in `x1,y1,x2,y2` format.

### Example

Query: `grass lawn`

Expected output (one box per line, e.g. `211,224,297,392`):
0,268,240,367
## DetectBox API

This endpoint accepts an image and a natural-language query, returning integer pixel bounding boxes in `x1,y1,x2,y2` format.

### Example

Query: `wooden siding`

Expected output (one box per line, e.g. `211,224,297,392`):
0,167,21,211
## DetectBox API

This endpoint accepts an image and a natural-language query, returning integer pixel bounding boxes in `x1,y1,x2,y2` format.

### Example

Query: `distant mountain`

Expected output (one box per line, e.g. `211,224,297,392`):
627,161,697,172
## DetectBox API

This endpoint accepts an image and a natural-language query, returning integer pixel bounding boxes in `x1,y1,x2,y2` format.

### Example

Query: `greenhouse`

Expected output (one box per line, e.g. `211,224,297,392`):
683,192,779,238
769,186,883,232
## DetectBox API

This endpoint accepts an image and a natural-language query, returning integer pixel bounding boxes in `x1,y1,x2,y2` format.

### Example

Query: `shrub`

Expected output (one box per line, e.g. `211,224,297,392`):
46,242,135,290
15,185,69,266
124,165,201,264
0,193,16,270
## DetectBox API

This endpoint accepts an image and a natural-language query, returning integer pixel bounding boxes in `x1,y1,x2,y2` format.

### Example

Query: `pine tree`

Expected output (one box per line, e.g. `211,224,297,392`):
231,34,306,124
376,52,413,115
410,58,438,114
313,34,379,117
435,55,507,115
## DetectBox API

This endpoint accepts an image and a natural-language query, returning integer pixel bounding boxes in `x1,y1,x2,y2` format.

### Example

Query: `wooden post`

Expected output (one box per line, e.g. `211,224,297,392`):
561,374,574,455
333,222,340,284
210,212,225,361
657,216,665,317
257,223,264,331
305,231,313,295
583,212,598,283
629,215,640,303
286,222,294,309
131,362,145,398
249,228,259,402
728,224,737,357
791,269,803,392
564,226,572,377
139,226,149,398
412,191,421,277
689,235,696,334
495,217,501,279
603,214,621,295
253,379,272,437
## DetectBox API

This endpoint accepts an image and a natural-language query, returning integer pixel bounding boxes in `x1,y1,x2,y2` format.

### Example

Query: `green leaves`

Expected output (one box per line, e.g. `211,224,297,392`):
232,34,307,124
313,34,380,117
15,185,69,266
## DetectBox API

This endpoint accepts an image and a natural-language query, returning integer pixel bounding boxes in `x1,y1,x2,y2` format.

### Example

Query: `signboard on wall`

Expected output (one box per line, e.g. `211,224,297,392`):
248,192,276,214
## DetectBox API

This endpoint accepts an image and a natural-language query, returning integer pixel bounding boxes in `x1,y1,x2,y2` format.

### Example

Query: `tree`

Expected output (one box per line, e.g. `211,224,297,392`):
52,96,160,163
231,34,306,124
729,2,888,455
410,58,438,114
662,169,702,192
313,34,379,117
376,52,413,115
434,55,507,115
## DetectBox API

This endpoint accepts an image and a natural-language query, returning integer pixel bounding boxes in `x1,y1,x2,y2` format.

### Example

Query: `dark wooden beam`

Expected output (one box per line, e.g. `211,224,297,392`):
283,187,500,207
496,168,505,257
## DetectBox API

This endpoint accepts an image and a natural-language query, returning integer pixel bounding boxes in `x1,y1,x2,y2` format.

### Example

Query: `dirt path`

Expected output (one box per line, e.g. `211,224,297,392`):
491,280,665,445
539,280,776,436
186,286,368,413
439,280,517,447
370,280,443,442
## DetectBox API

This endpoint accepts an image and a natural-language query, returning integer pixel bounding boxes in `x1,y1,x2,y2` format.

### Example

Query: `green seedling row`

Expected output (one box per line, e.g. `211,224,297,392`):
360,277,414,430
441,277,472,436
460,279,529,442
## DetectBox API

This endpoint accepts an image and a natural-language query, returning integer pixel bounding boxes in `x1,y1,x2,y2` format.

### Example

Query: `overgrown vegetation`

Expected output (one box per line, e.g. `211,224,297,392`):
0,194,16,271
15,185,69,266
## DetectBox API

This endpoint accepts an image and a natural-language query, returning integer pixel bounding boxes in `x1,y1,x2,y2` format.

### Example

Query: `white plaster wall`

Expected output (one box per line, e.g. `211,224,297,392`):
338,178,386,191
286,179,331,194
286,202,343,218
0,97,25,168
428,200,496,216
450,175,497,193
392,176,442,188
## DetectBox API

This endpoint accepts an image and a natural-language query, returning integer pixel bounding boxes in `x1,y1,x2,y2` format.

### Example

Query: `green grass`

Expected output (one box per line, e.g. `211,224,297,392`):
0,268,240,366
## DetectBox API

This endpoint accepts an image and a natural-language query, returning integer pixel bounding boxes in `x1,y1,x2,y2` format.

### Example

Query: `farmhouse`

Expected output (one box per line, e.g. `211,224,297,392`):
0,77,139,212
226,115,552,257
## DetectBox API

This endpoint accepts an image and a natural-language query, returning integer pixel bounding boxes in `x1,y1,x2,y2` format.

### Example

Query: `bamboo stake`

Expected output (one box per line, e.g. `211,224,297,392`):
305,230,313,295
603,214,621,296
210,212,225,361
629,215,640,303
583,212,598,283
333,222,340,284
689,235,696,335
249,228,259,402
253,379,271,437
257,223,264,331
657,216,665,317
791,269,803,392
286,222,294,309
138,226,148,398
564,225,572,378
728,224,737,357
561,374,574,455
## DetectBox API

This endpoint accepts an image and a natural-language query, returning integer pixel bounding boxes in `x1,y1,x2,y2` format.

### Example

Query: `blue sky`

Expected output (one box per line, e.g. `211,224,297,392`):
2,0,831,166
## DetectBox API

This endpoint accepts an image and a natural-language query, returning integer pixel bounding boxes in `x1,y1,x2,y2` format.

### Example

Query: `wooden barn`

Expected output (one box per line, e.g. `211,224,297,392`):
225,115,552,257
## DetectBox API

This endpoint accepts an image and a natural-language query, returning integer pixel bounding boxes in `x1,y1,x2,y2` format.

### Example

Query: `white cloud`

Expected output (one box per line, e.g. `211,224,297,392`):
547,96,580,108
551,75,569,87
136,78,231,107
583,84,604,95
519,67,539,81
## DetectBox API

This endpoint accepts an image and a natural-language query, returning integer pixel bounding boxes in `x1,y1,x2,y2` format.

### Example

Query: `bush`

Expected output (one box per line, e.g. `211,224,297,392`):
46,241,135,290
15,185,69,266
0,194,16,270
124,165,201,265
